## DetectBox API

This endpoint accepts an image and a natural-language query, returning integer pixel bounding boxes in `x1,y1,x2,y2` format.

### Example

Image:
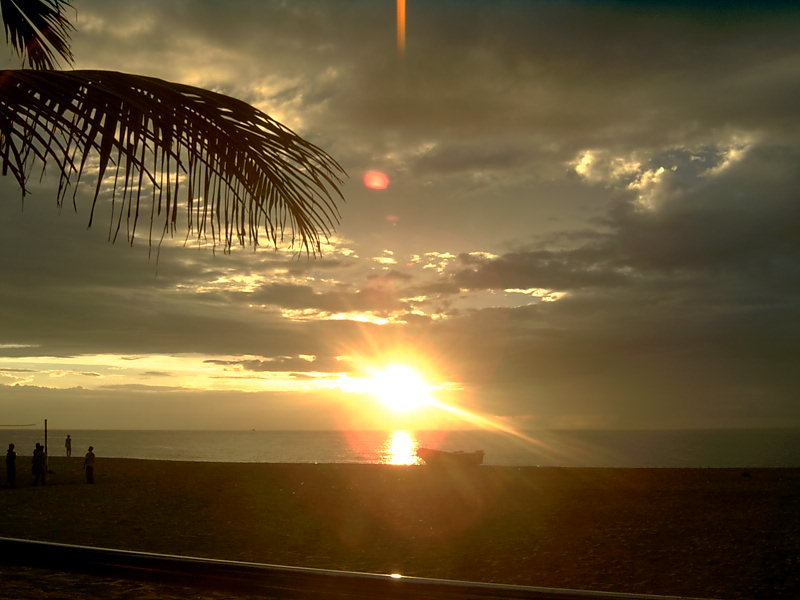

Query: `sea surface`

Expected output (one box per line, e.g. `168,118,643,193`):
3,428,800,468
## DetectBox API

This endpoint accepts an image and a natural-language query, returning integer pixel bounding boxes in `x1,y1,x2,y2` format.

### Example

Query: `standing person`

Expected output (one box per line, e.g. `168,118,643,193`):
65,434,72,457
5,443,16,488
84,446,95,484
32,443,46,486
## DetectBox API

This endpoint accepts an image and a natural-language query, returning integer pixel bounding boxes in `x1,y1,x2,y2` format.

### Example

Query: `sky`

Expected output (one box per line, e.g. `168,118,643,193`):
1,0,799,431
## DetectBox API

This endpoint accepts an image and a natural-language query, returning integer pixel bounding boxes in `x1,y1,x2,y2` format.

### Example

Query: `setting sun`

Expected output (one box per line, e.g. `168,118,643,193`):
367,364,432,412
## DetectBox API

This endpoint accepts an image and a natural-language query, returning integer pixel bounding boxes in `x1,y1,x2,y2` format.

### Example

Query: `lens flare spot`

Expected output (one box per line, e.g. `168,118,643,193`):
364,170,390,190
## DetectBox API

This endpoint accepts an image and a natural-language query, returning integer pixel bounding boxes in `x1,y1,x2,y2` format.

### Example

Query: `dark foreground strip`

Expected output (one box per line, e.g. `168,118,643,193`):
0,537,715,600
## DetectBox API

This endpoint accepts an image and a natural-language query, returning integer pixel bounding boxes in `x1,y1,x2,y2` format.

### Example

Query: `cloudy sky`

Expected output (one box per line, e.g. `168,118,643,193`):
2,0,799,430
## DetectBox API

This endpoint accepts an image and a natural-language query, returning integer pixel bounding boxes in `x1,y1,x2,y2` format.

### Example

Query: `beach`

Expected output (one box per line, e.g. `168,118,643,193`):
1,458,799,599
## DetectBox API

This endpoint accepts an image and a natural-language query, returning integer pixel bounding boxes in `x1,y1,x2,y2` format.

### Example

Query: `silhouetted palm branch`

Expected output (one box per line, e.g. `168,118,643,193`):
1,0,74,69
0,69,345,252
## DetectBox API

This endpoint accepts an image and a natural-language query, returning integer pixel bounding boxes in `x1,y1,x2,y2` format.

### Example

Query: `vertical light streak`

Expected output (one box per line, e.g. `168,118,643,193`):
382,430,418,465
396,0,406,56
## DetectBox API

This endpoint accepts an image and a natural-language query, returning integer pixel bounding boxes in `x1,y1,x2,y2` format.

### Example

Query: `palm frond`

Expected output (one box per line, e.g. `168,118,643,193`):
0,69,345,253
0,0,74,69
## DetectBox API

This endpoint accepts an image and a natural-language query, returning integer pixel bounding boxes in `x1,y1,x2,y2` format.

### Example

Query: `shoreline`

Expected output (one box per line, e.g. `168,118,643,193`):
6,428,800,468
2,458,799,598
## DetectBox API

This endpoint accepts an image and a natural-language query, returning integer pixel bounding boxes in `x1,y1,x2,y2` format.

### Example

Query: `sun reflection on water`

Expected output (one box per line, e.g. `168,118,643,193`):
381,430,419,465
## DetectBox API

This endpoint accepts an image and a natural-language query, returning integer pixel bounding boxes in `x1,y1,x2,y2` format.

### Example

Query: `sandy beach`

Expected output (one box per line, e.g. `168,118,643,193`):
1,457,799,599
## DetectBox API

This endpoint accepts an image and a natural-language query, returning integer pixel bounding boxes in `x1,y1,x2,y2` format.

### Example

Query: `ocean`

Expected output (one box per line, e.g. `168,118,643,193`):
3,428,800,468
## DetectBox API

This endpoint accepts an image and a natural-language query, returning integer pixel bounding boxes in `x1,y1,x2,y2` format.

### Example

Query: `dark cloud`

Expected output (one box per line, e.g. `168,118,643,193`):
245,279,408,313
410,143,800,426
451,249,630,292
205,355,342,374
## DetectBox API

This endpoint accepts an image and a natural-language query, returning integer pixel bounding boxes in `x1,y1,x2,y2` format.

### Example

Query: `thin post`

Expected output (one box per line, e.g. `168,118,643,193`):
44,419,49,471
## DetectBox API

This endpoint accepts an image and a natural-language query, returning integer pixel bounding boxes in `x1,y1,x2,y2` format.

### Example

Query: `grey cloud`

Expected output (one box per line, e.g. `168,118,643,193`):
604,147,800,277
423,287,800,428
452,249,630,292
412,143,529,176
0,192,328,358
99,384,185,392
246,280,408,313
446,143,800,294
402,139,800,426
62,1,800,185
205,355,342,374
367,269,413,282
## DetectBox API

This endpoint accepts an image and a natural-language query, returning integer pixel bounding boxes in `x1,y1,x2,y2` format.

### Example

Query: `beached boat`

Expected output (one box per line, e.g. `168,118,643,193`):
416,447,484,467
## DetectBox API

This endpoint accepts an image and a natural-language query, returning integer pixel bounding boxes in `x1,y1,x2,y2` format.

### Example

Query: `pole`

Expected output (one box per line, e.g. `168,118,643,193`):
44,419,49,471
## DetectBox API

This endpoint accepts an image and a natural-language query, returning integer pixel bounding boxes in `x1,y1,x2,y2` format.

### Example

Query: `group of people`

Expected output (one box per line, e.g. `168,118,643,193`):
4,435,96,487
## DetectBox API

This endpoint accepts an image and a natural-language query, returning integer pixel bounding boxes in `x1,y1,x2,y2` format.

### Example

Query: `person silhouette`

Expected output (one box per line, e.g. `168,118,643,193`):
65,434,72,458
84,446,95,483
32,443,46,486
5,443,16,488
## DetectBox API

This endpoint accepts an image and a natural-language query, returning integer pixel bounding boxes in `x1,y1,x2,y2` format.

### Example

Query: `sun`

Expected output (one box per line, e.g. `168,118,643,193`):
366,364,433,413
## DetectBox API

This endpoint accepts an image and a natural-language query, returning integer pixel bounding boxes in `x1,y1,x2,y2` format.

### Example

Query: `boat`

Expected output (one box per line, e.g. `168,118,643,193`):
416,447,484,467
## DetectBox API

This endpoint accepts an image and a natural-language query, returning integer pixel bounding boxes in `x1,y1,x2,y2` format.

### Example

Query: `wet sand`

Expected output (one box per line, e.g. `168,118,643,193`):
1,457,799,599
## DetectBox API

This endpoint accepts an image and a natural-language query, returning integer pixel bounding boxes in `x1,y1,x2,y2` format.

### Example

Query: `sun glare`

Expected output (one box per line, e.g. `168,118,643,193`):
383,430,418,465
336,352,538,442
366,364,433,413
